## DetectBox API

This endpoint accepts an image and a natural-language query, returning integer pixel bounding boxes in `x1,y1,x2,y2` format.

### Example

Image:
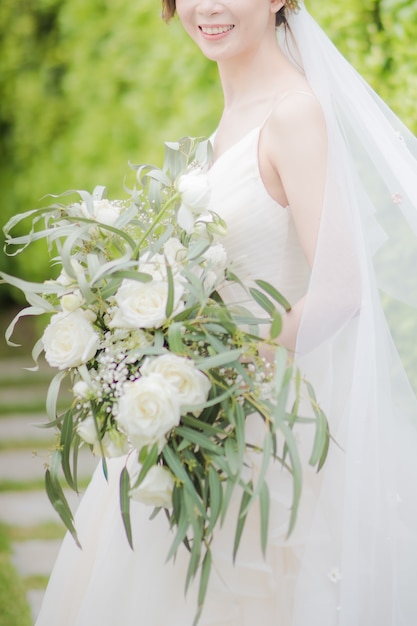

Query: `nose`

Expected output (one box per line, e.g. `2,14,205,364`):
196,0,223,16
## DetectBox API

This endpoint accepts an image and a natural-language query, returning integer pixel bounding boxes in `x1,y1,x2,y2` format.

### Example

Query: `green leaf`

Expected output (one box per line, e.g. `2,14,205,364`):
163,446,206,518
167,322,185,355
206,465,223,535
133,443,159,488
46,371,68,423
196,348,242,371
72,433,80,494
280,423,302,537
219,473,238,525
60,409,77,491
165,261,175,318
184,511,203,592
166,492,190,561
248,287,275,316
254,279,292,312
259,482,270,556
120,467,134,549
45,452,80,548
270,311,282,339
241,431,272,518
306,382,330,471
233,483,253,562
225,438,239,475
181,414,225,438
174,426,220,454
193,548,212,626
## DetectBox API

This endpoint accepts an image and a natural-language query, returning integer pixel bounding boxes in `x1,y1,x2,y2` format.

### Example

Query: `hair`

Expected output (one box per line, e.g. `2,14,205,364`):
161,1,300,26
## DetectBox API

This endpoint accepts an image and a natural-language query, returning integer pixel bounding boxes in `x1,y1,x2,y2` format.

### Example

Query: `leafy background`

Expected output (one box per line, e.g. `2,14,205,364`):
1,0,417,301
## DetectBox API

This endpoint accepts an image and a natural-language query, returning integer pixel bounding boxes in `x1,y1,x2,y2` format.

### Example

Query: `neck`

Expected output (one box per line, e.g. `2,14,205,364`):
217,33,290,108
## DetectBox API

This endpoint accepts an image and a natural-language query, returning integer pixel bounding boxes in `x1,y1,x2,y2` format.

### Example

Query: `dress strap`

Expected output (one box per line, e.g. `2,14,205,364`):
260,90,316,129
275,90,315,105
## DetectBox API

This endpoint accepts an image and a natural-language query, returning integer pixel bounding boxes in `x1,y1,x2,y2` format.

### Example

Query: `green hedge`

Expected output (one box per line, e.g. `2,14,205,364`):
0,523,32,626
1,0,416,301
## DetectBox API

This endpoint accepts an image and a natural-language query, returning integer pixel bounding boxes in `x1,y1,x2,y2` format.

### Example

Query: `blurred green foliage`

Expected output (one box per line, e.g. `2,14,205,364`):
1,0,417,301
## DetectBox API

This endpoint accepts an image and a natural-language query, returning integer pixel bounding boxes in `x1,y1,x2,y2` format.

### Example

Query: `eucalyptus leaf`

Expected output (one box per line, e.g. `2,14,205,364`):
163,446,206,518
45,456,80,548
120,467,134,549
60,409,77,490
165,262,175,318
193,548,212,626
233,484,253,562
254,279,292,312
259,482,270,556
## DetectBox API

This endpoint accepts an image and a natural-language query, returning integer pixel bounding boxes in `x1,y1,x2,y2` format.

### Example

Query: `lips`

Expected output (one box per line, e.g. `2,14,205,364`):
199,25,235,36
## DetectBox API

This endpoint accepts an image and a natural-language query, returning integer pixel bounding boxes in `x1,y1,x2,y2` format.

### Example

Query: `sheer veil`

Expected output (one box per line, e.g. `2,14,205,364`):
279,4,417,624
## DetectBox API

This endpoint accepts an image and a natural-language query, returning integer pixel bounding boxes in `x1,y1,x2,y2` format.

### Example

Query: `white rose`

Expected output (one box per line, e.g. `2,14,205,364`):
73,380,92,400
42,309,100,369
109,278,184,329
138,246,184,281
176,169,211,234
79,199,122,226
116,373,181,451
76,414,99,445
138,252,168,281
203,243,227,276
61,290,84,312
201,243,228,292
141,354,211,409
177,170,210,211
130,465,174,509
163,238,187,267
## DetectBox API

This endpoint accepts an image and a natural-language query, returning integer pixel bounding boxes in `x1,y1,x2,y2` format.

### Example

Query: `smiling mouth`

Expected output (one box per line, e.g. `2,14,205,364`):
199,25,235,36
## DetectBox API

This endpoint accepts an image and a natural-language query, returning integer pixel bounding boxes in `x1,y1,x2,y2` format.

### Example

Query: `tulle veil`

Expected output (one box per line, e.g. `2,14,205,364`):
282,3,417,624
34,4,417,625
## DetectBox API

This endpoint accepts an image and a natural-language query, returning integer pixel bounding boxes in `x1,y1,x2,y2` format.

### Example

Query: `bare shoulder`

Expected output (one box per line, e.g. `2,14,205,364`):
260,91,328,178
270,91,325,128
263,91,327,152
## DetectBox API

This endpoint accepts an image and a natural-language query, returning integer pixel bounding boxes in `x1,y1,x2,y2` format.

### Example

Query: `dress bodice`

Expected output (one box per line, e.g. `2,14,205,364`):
207,127,310,315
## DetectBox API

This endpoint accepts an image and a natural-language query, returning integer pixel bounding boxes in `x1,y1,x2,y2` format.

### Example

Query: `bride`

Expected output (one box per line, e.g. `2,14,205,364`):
36,1,417,624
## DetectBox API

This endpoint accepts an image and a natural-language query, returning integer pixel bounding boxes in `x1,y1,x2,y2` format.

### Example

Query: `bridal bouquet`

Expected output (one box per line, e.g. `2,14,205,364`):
1,137,328,622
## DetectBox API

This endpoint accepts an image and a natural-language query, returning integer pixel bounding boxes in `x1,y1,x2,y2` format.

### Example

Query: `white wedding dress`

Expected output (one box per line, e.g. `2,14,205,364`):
36,5,417,625
36,124,318,626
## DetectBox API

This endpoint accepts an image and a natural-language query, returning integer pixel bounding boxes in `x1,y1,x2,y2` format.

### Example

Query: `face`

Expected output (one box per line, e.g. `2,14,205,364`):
176,0,284,63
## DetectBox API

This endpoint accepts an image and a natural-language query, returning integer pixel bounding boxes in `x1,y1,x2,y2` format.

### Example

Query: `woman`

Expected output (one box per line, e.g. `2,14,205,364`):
36,1,417,624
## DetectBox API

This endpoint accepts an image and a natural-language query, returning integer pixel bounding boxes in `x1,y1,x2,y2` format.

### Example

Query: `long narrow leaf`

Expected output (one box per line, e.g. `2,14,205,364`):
280,422,302,536
165,261,175,318
233,484,253,562
120,467,134,549
133,443,159,488
259,482,270,556
248,287,275,316
255,279,292,312
163,446,206,518
174,426,220,454
46,371,68,422
60,409,77,490
166,494,190,561
206,465,223,535
45,451,80,547
193,548,212,626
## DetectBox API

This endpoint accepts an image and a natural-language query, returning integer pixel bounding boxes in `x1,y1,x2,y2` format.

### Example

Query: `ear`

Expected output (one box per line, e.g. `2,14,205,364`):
270,0,285,14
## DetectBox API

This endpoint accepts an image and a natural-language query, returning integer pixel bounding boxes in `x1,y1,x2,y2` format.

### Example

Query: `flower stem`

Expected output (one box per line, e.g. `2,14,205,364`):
132,191,181,259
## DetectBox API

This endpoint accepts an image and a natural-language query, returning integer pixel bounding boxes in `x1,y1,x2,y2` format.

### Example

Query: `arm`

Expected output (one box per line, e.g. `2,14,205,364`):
261,92,328,352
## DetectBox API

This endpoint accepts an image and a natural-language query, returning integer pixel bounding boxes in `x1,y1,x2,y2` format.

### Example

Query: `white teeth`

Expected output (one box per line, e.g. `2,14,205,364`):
201,25,234,35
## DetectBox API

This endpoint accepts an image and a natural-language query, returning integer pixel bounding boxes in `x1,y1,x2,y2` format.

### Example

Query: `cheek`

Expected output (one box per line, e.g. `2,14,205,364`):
175,0,192,28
